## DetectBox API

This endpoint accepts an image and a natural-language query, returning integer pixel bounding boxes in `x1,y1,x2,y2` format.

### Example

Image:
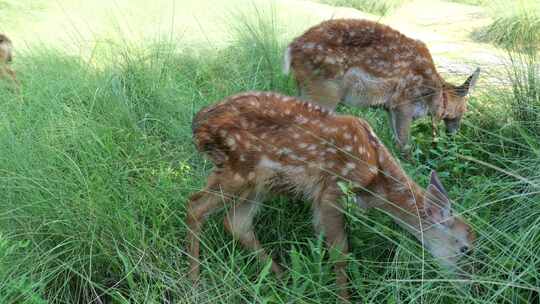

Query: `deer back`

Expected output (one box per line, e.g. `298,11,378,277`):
193,92,387,196
287,19,446,109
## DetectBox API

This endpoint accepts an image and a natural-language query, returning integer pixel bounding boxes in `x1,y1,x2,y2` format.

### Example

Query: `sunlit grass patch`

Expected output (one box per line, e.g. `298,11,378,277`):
477,1,540,52
445,0,488,5
316,0,409,16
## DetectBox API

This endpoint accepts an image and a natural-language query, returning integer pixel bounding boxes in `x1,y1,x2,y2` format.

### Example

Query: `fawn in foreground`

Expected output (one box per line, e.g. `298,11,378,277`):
186,92,475,301
0,34,19,90
284,19,480,155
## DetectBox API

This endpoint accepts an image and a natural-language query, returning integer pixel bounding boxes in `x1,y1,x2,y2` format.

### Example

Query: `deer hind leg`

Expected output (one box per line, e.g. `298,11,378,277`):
313,193,350,302
301,78,342,111
224,193,284,276
185,172,234,282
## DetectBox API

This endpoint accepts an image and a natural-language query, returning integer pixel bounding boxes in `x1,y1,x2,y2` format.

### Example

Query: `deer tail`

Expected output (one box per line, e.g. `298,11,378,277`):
192,106,230,168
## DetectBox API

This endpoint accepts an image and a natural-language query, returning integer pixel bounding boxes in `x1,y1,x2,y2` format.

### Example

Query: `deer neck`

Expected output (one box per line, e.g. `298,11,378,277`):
379,175,429,239
360,149,429,239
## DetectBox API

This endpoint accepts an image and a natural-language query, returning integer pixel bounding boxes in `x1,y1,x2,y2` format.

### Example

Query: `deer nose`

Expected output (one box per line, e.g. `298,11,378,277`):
460,246,471,255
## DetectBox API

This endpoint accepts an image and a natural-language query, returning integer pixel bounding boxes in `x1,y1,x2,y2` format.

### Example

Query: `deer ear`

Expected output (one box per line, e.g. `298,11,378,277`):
457,67,480,97
429,170,448,197
424,171,452,224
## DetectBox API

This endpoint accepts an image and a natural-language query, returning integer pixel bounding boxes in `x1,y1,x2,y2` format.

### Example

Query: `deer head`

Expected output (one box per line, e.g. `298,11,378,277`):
420,171,475,269
441,68,481,134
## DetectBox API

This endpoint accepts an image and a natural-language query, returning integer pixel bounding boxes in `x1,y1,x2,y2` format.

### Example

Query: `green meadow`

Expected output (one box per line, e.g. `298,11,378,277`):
0,0,539,303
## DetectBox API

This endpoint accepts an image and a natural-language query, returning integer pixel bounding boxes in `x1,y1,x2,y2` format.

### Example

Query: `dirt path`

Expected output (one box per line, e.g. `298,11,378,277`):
386,0,504,79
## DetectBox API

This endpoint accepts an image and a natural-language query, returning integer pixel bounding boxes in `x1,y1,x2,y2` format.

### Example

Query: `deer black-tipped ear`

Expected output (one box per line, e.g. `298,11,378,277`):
425,171,452,224
429,170,448,197
457,67,480,97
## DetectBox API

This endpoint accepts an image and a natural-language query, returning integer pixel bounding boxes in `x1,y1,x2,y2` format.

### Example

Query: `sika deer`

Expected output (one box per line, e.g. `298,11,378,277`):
284,19,480,156
0,34,19,90
186,92,475,301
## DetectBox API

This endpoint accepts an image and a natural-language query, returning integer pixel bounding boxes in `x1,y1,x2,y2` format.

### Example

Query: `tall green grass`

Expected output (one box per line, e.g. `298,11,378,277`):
480,1,540,52
1,6,540,304
504,51,540,136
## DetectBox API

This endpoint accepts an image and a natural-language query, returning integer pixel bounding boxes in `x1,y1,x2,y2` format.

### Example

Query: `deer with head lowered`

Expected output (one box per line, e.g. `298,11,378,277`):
186,92,475,301
284,19,480,156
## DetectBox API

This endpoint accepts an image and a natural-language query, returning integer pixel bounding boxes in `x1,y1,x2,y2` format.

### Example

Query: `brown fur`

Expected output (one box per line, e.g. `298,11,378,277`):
187,92,475,301
0,34,20,91
285,19,480,155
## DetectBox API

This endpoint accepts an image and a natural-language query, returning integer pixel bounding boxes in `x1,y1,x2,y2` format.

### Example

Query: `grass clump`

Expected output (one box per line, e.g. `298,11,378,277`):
445,0,488,5
505,51,540,138
479,1,540,52
316,0,409,16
